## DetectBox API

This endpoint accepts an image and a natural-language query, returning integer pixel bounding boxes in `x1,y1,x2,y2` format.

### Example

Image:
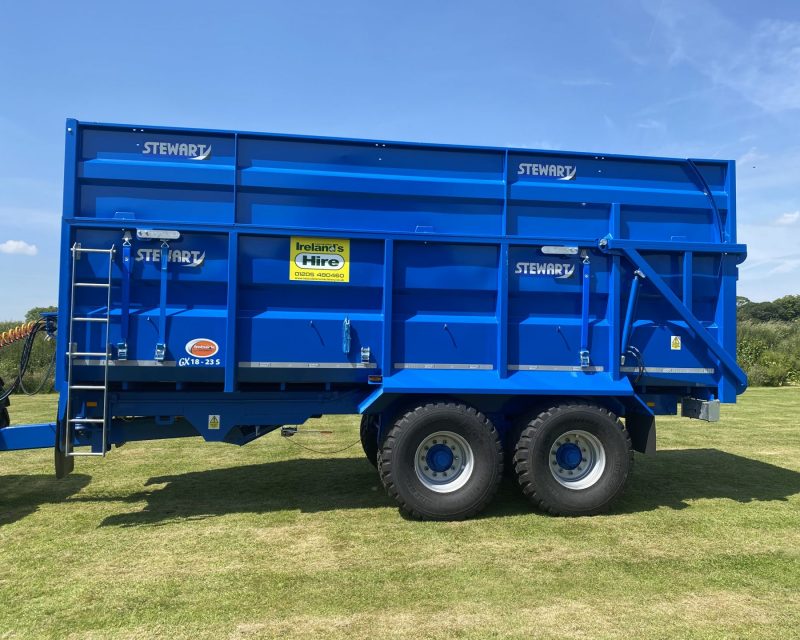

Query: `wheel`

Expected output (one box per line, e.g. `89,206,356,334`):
0,377,9,429
360,414,379,468
378,402,503,520
514,403,632,516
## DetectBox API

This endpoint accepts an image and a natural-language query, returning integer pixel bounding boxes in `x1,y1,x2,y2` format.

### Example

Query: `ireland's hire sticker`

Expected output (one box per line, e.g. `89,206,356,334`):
290,236,350,283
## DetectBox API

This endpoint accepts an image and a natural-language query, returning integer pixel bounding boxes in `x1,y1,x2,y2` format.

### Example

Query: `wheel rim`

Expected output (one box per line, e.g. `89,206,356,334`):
548,429,606,490
414,430,474,493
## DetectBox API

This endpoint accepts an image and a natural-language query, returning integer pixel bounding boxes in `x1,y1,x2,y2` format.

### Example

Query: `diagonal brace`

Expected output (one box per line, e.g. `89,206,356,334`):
621,247,746,392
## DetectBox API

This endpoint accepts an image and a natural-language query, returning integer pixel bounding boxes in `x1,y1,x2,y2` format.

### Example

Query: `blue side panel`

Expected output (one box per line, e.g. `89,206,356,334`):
35,119,746,452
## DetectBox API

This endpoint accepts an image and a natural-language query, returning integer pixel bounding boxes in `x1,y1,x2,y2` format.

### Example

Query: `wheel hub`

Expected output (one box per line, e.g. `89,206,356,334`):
555,442,582,470
426,443,455,473
548,429,607,491
414,430,475,494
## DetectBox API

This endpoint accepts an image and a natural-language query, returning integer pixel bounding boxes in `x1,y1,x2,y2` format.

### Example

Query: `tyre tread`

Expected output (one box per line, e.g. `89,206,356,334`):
513,402,633,516
378,402,503,521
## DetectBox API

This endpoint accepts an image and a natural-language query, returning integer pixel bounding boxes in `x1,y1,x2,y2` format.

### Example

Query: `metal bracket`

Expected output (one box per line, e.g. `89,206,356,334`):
361,346,371,364
342,317,351,354
154,343,166,362
579,251,591,368
681,397,721,422
117,343,128,360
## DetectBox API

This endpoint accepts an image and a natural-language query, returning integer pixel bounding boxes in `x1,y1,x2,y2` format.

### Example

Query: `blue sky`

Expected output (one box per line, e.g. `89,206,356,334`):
1,0,798,320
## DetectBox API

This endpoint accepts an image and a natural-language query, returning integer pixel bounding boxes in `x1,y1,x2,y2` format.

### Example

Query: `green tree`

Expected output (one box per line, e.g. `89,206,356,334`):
24,306,57,323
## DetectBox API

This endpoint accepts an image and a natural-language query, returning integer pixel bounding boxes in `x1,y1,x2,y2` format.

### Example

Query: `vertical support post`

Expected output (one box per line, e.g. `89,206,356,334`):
716,253,737,401
620,270,644,361
683,251,693,312
497,243,509,378
609,256,621,379
118,236,131,359
609,202,621,239
224,232,239,391
381,239,394,377
154,242,168,361
64,244,79,455
579,253,591,367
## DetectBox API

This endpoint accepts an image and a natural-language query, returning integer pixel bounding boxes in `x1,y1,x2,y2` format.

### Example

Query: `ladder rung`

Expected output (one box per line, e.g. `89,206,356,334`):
69,385,106,390
68,418,105,423
70,351,108,357
73,247,114,254
68,451,106,457
73,317,108,323
74,282,110,288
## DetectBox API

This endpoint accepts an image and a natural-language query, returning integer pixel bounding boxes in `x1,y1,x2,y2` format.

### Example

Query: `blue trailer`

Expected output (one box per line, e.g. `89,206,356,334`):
0,119,747,519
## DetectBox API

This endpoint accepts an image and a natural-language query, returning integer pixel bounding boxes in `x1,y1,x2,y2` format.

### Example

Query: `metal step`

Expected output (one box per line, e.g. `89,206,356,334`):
68,418,106,423
69,385,106,390
74,282,110,288
69,351,108,357
73,317,108,323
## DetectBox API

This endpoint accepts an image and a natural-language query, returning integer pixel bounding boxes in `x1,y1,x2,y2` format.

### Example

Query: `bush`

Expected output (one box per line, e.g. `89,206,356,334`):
0,319,56,394
737,321,800,387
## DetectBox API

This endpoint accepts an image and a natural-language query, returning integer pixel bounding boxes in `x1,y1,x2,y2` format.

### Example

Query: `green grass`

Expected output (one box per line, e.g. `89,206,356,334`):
1,389,799,639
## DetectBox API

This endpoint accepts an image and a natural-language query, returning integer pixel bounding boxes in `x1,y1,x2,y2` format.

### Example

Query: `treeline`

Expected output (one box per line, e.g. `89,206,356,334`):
2,298,799,391
737,295,800,387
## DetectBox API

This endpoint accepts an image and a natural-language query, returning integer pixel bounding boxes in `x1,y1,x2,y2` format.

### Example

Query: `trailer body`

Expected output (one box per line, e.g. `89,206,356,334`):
0,120,746,516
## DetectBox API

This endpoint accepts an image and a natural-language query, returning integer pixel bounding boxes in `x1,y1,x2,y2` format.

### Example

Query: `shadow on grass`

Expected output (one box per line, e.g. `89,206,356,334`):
92,448,800,527
612,448,800,514
0,474,92,527
488,448,800,518
99,457,391,527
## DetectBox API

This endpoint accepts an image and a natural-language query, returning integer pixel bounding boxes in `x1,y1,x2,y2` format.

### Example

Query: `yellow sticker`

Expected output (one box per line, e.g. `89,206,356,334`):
671,336,682,350
290,236,350,282
208,414,220,430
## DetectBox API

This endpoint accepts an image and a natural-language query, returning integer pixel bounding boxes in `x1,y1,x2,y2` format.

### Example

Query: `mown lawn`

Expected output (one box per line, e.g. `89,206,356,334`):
1,389,799,639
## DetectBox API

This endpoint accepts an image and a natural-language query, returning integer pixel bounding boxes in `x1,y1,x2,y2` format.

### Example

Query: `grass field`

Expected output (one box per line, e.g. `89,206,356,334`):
1,389,799,639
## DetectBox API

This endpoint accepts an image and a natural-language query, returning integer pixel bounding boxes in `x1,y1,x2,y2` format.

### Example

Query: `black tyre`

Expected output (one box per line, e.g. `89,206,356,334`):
514,403,632,516
378,402,503,520
0,377,9,429
360,414,379,468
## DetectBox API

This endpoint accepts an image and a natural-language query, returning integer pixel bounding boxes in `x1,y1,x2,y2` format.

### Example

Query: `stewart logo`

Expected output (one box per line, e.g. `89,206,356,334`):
517,162,576,180
135,247,205,267
142,141,212,161
515,262,576,279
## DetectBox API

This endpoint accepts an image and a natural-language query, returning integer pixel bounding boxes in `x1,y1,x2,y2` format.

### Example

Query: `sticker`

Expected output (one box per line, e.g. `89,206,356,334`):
208,414,220,430
290,236,350,282
186,338,219,358
671,336,682,350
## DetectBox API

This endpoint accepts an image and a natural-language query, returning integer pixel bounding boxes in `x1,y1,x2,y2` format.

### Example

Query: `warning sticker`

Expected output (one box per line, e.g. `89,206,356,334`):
208,415,220,430
671,336,682,350
290,236,349,282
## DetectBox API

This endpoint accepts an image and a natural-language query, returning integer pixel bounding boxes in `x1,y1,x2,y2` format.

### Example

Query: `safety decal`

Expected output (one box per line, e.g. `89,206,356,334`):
290,236,350,282
208,414,220,430
671,336,682,350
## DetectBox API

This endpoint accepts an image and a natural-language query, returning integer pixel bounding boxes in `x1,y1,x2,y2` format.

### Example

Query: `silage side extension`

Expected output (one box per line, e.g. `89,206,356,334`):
0,120,746,519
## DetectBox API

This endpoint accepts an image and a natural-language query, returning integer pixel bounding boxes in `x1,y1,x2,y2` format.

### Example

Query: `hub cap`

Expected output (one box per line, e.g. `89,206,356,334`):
548,429,606,490
414,431,474,493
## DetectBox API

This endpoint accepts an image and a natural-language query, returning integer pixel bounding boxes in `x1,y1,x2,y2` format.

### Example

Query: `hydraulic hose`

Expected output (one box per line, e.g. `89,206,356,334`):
0,319,52,404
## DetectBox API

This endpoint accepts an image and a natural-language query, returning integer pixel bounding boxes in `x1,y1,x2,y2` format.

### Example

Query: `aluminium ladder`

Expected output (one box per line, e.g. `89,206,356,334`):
64,243,115,457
